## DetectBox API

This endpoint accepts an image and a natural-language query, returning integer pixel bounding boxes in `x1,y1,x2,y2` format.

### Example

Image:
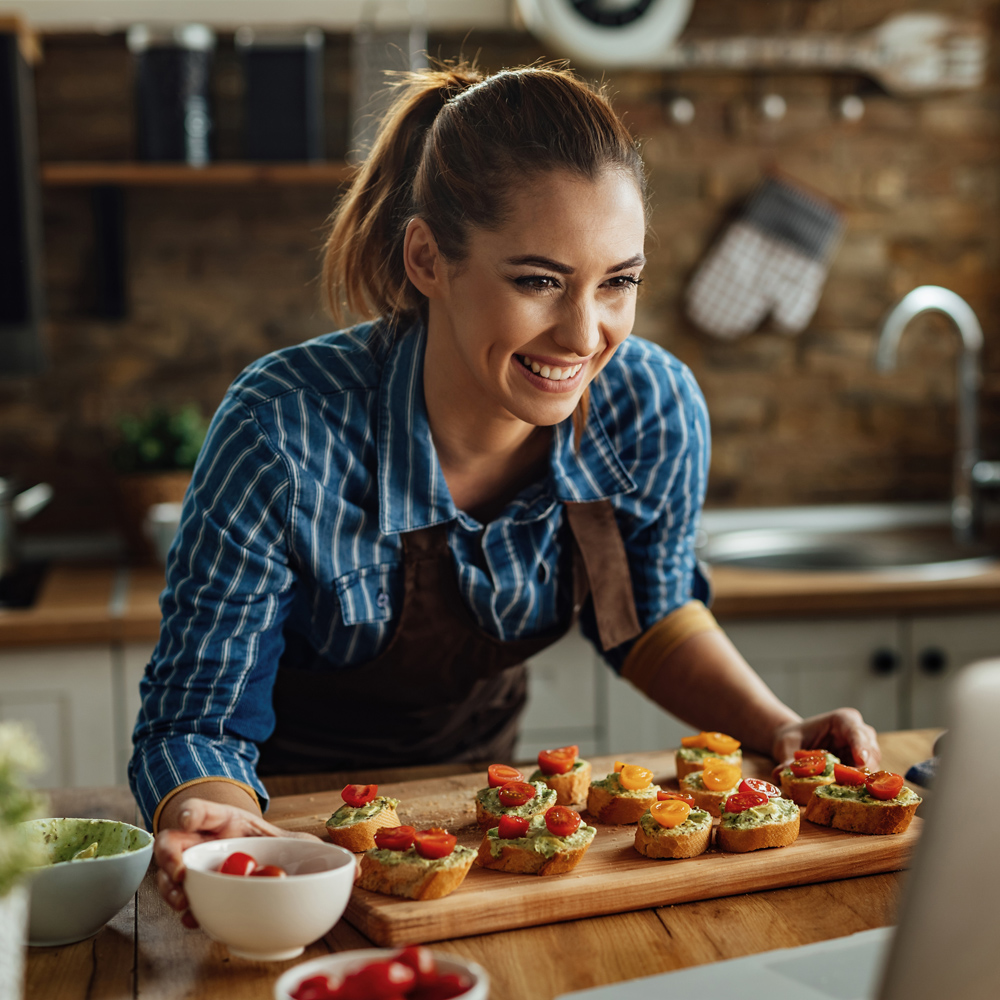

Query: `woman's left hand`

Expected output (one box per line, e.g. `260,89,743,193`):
770,708,881,783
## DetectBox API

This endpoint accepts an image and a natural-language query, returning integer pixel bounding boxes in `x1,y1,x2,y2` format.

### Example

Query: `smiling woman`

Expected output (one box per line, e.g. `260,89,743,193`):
130,61,882,928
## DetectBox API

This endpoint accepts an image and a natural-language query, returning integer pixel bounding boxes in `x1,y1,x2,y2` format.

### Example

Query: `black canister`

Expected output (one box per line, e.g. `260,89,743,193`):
127,24,215,165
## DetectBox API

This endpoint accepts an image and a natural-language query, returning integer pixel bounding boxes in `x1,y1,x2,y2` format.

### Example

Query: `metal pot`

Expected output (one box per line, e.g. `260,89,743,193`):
0,478,54,578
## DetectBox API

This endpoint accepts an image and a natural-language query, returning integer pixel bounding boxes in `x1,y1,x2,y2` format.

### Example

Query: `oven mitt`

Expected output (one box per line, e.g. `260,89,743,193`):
686,175,844,339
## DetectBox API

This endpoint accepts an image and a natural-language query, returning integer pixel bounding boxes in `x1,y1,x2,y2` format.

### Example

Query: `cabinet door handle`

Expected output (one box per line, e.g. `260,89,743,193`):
919,647,948,675
870,648,900,675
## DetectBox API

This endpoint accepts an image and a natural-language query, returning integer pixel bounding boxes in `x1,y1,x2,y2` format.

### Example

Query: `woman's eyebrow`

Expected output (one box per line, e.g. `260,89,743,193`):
505,253,646,274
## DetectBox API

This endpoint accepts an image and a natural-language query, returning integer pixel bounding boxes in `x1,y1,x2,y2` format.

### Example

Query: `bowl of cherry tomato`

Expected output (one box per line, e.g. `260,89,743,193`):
274,945,488,1000
182,836,356,961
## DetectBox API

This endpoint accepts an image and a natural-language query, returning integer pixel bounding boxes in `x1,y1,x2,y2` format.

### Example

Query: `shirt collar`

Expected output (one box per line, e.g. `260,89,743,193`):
377,323,636,533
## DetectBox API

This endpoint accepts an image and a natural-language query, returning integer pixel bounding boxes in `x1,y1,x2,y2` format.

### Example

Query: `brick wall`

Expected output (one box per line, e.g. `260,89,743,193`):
2,0,998,535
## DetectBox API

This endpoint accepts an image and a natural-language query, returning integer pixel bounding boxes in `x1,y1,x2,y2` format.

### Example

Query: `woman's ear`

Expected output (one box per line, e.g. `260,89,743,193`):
403,218,445,299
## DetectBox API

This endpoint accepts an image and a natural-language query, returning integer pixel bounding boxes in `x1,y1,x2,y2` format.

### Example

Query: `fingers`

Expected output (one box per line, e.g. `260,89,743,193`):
156,866,189,913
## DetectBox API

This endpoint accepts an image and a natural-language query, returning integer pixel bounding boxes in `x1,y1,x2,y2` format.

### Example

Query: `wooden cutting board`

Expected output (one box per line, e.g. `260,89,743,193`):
267,751,921,947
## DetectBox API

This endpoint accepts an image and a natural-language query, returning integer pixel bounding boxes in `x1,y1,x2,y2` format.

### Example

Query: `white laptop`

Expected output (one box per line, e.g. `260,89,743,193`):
558,659,1000,1000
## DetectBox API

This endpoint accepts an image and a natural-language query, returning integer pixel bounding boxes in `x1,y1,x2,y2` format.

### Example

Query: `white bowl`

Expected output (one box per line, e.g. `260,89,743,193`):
182,837,356,961
274,947,490,1000
23,817,153,946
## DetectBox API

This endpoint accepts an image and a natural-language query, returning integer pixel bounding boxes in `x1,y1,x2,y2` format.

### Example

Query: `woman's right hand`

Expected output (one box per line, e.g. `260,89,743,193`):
153,796,320,927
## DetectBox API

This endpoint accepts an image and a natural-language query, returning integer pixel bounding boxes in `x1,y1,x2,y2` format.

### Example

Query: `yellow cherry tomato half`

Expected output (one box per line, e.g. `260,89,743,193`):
618,764,654,790
650,799,691,829
704,732,741,755
614,760,626,773
680,733,709,749
701,757,742,791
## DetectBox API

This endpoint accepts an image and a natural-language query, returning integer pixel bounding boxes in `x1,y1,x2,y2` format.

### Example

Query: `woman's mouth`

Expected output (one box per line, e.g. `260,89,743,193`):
516,354,584,383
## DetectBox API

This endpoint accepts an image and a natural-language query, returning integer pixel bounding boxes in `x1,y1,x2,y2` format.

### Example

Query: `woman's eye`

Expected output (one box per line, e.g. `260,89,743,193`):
514,275,560,292
605,275,643,292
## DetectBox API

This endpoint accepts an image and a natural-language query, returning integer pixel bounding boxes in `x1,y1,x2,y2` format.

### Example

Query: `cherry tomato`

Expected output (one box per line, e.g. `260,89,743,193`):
537,745,578,775
724,790,769,813
739,778,780,799
487,763,524,788
702,757,742,791
217,852,257,877
497,780,536,807
374,825,416,851
396,945,437,985
618,764,654,790
342,783,378,807
497,814,530,839
410,973,473,1000
834,763,868,786
865,770,904,800
680,732,709,748
413,829,457,860
704,732,741,755
290,974,338,1000
613,760,626,772
650,799,691,829
544,806,582,838
793,749,828,760
657,790,696,806
250,864,288,878
789,754,828,777
344,960,416,999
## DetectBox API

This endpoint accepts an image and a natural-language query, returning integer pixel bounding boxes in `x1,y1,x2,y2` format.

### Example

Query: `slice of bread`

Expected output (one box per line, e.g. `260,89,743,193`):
528,760,592,806
475,781,557,831
716,811,800,853
779,752,840,806
679,772,740,818
633,809,712,859
356,845,476,900
586,779,660,825
475,817,597,876
325,798,401,852
675,748,742,780
804,784,921,835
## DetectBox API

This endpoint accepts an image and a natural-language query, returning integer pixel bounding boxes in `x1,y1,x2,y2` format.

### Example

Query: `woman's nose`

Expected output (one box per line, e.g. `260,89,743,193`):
554,296,601,358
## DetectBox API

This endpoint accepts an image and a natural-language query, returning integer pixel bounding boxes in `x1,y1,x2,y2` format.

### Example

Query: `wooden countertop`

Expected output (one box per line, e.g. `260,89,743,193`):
24,730,938,1000
3,559,1000,649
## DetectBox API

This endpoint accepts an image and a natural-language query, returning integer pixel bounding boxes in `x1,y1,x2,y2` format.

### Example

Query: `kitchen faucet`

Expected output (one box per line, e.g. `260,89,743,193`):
876,285,986,543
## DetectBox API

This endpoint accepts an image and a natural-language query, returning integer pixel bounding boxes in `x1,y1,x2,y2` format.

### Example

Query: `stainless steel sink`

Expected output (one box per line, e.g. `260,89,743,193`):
697,505,999,579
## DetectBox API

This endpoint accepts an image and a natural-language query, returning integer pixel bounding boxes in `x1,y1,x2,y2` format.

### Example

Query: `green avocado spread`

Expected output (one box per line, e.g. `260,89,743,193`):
486,813,596,858
781,752,840,782
638,808,711,839
813,783,922,806
590,773,661,799
720,797,799,829
326,796,399,829
528,760,587,781
677,746,742,765
476,781,557,818
366,843,476,870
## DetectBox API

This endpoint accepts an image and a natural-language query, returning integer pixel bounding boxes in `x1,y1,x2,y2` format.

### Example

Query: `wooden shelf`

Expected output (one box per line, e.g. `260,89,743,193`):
40,161,356,187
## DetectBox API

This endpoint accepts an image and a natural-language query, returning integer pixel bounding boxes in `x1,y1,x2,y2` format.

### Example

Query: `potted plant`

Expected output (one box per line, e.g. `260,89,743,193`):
111,405,208,564
0,723,44,1000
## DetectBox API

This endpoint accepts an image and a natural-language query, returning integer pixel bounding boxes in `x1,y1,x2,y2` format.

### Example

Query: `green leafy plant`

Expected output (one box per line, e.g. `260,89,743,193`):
0,722,46,897
112,405,208,474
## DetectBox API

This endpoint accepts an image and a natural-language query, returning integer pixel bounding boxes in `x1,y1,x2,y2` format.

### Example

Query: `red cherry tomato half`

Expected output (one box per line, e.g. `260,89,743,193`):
217,851,257,876
537,745,578,775
487,763,524,788
396,945,438,986
413,829,457,860
724,790,769,813
497,780,536,807
410,973,473,1000
497,814,530,839
341,783,378,807
250,865,288,878
793,749,828,760
290,974,338,1000
865,770,904,800
544,806,582,838
345,960,417,999
374,825,417,851
834,763,868,786
657,790,696,806
739,778,780,799
789,755,828,778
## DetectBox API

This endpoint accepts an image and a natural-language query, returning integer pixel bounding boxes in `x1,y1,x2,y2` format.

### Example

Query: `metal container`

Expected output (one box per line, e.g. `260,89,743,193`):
0,477,53,578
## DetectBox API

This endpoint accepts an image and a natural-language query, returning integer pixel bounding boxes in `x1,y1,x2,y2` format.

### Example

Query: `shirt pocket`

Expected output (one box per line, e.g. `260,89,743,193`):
333,564,400,625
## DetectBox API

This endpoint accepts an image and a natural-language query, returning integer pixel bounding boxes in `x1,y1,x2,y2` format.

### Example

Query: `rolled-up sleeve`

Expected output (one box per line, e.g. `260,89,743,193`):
128,394,298,826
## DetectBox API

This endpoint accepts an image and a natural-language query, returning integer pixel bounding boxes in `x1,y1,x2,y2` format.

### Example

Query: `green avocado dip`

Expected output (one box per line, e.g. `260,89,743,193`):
781,752,839,783
476,781,556,818
486,813,596,858
638,808,711,839
326,796,399,829
813,784,922,806
29,818,150,865
677,746,742,765
366,844,476,870
590,773,661,799
720,797,799,829
529,760,587,781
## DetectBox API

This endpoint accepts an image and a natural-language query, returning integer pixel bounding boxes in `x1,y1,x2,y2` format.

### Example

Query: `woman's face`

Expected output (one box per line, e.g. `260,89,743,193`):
420,167,647,431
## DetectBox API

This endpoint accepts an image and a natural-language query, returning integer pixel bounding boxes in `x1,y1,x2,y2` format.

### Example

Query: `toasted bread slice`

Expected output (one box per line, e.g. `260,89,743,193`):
586,781,659,825
475,817,596,876
804,785,921,835
529,760,592,806
357,846,476,900
781,773,836,807
679,773,739,818
325,803,401,852
674,749,742,781
633,809,712,860
475,781,557,831
716,811,800,853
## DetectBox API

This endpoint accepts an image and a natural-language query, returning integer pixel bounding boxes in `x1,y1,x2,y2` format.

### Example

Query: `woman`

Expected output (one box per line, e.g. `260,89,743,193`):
135,62,879,920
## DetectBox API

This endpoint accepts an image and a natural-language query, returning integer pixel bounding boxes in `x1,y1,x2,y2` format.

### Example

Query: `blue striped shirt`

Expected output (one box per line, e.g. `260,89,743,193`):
128,320,710,825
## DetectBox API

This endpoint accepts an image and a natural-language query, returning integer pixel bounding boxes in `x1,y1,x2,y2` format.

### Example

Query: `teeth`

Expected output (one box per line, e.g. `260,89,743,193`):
520,356,583,382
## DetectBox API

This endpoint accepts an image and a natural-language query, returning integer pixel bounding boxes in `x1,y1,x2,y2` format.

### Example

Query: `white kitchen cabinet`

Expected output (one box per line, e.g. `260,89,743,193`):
0,645,117,788
119,640,157,783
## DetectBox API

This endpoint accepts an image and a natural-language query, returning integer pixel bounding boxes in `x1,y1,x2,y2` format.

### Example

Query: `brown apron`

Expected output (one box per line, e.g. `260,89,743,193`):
257,500,641,774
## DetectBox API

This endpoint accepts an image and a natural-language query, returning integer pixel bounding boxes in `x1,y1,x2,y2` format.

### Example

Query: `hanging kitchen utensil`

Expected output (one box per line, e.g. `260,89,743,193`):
0,478,53,579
